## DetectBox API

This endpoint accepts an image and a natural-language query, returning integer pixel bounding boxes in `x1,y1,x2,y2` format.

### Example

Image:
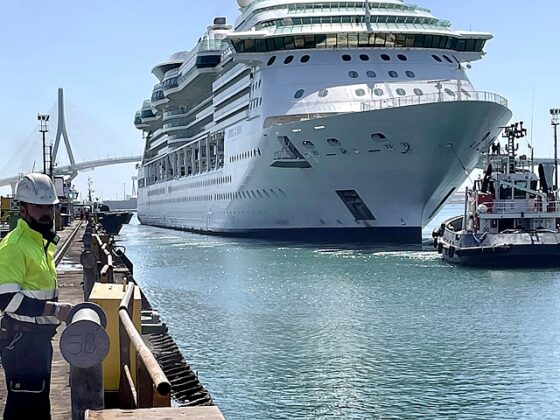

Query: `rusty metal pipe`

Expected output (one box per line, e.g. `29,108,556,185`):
119,308,171,396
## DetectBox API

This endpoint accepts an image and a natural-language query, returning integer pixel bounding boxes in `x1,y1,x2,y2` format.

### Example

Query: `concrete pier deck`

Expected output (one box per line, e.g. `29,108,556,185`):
1,221,225,419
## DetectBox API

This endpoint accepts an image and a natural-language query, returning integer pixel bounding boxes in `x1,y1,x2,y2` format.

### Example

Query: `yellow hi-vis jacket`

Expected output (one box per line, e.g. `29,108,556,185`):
0,219,59,325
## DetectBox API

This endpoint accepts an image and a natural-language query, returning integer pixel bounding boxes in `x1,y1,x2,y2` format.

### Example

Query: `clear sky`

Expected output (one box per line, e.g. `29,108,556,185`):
0,0,558,199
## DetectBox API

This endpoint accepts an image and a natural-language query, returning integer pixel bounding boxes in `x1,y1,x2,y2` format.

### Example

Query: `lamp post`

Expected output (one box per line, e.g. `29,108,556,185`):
551,108,560,190
37,114,50,175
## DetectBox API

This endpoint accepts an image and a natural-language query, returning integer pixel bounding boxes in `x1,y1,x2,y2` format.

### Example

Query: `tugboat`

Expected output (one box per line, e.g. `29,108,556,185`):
433,122,560,267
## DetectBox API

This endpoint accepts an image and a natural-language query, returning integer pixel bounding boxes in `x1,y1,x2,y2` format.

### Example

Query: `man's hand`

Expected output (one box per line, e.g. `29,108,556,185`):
43,302,74,323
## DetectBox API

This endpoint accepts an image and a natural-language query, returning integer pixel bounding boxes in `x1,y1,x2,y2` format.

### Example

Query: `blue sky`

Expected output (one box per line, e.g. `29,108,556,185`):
0,0,558,199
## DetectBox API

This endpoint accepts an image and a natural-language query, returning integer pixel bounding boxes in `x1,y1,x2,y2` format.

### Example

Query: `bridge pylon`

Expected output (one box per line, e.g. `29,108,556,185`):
52,88,78,181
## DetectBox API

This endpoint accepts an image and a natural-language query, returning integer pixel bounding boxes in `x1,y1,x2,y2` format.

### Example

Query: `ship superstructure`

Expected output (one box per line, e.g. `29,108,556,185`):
134,0,512,242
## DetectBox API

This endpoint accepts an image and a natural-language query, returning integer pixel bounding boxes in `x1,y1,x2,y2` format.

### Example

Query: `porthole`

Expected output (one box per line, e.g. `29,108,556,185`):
355,88,366,97
443,55,453,63
397,54,408,61
381,54,391,61
327,138,341,146
318,89,328,98
348,70,359,78
300,55,310,63
373,88,384,96
405,71,416,78
432,54,443,63
413,88,424,96
359,54,369,61
445,88,456,97
294,89,305,99
267,56,276,66
372,132,387,141
302,140,315,149
388,71,398,78
366,70,377,78
396,88,406,96
342,54,352,62
284,55,294,64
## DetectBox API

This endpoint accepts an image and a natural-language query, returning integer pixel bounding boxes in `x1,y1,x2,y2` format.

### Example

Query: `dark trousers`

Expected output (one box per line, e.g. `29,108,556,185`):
1,330,54,420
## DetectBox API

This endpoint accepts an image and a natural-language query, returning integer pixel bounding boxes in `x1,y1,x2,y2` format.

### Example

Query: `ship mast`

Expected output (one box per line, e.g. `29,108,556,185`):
502,122,527,174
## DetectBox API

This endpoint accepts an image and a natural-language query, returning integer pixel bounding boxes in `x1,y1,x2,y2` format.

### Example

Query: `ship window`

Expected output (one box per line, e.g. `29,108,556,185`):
300,55,310,63
432,54,443,62
355,88,366,97
327,138,341,146
514,181,527,199
348,71,359,78
461,89,471,98
359,54,369,61
397,54,408,61
405,71,416,78
443,55,453,63
413,88,424,96
284,55,294,64
380,54,391,61
302,140,315,149
373,88,384,96
318,89,328,97
366,70,377,78
396,88,406,96
342,54,352,61
388,71,398,78
444,88,456,97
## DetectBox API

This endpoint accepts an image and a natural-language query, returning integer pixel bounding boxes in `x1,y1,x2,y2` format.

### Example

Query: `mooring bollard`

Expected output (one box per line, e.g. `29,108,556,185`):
60,302,110,420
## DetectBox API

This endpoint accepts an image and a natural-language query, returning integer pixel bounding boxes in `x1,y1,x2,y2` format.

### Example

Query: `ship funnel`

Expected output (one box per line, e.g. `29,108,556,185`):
481,164,493,193
539,164,549,192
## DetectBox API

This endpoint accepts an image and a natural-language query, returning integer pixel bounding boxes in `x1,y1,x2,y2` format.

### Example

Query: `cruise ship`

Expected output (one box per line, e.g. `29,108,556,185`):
134,0,512,243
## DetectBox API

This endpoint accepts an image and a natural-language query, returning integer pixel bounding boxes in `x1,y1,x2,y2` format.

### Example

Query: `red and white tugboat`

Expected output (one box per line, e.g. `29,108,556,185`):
434,122,560,267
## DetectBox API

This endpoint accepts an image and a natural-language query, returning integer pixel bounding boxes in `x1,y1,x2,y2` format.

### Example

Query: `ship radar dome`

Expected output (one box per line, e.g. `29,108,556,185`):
237,0,252,8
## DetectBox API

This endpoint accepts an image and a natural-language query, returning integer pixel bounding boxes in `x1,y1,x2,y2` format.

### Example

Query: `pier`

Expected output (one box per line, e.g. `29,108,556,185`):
0,219,224,419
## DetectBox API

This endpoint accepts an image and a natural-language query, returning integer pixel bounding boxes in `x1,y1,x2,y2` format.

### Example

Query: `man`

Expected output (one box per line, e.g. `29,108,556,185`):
0,173,73,420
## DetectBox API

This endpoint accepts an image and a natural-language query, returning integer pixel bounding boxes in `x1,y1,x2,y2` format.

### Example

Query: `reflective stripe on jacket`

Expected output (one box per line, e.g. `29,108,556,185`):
0,219,59,325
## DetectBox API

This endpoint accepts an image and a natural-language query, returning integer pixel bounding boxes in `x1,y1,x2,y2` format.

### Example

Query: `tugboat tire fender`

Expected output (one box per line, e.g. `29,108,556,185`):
437,242,443,254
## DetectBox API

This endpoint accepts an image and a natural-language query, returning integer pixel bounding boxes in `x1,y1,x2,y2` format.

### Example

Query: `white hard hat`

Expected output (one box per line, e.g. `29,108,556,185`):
15,173,59,205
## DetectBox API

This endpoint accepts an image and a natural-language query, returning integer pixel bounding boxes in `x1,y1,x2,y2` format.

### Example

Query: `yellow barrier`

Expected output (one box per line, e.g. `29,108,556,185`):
90,282,141,393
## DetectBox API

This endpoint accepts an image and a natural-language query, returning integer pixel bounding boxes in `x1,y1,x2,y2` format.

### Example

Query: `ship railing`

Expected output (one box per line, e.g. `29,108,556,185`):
479,199,560,215
361,91,508,112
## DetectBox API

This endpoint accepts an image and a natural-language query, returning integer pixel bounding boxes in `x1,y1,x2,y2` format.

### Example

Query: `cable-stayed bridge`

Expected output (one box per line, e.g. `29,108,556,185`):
0,88,141,191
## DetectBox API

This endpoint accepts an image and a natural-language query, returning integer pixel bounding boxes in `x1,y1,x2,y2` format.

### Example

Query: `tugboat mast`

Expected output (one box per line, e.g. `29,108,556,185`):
501,121,527,174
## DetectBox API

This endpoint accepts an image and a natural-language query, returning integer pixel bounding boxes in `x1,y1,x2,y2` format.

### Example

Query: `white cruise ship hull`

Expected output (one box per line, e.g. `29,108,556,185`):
138,100,511,243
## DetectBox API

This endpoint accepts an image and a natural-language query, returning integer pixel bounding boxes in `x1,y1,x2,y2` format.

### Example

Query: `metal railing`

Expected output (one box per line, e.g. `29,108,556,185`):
119,282,171,408
360,90,508,112
480,199,560,215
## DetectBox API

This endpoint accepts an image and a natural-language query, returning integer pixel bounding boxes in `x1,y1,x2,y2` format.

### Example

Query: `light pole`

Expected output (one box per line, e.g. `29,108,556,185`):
551,108,560,190
37,114,50,175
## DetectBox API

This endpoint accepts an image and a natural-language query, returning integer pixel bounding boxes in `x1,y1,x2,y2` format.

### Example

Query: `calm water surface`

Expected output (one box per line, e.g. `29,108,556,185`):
118,205,560,419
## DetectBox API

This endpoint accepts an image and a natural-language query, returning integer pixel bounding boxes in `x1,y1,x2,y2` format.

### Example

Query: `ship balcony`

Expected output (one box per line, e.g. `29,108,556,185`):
163,106,190,121
134,111,149,130
360,90,508,112
151,84,168,109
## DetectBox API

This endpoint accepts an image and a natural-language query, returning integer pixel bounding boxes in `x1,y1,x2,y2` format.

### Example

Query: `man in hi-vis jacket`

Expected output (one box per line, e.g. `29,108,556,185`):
0,173,73,420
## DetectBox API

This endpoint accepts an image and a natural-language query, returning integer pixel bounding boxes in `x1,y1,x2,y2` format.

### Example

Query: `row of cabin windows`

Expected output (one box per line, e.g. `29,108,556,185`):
294,86,473,99
234,33,486,54
267,53,458,66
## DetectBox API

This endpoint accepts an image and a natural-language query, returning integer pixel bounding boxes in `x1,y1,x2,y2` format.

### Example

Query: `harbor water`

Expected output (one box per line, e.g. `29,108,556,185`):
119,204,560,419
